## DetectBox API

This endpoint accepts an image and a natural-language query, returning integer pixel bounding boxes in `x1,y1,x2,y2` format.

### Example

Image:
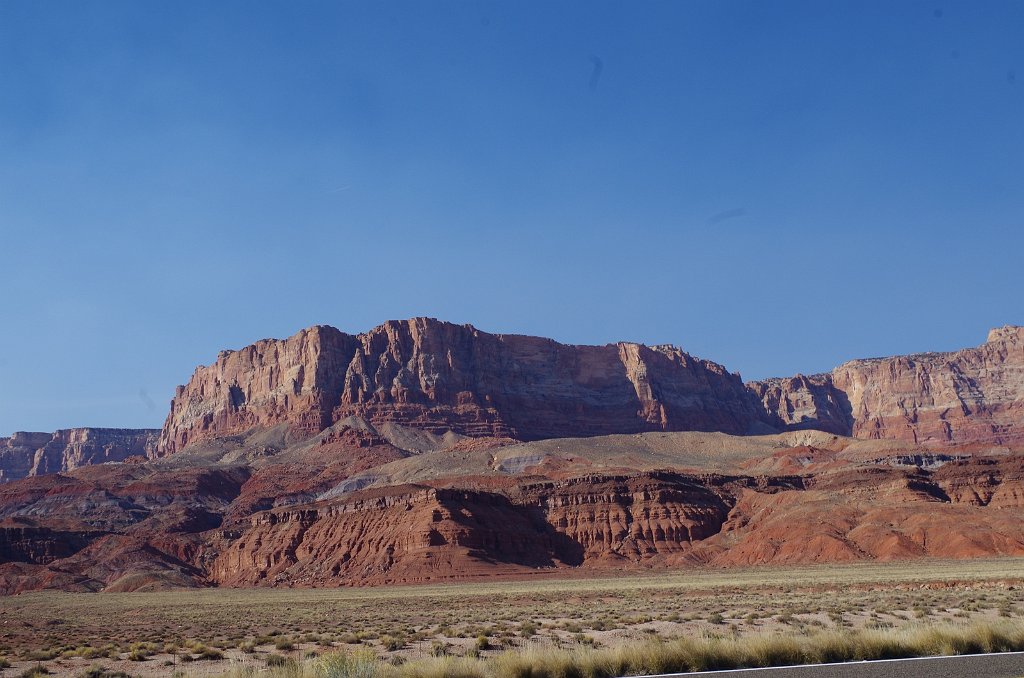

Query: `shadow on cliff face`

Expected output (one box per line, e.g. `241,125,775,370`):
435,490,585,567
523,504,587,567
833,388,855,435
444,471,769,568
0,526,98,564
745,375,855,437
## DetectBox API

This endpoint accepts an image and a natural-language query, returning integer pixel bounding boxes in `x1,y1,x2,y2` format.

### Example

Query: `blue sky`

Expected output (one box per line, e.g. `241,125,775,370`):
1,1,1022,435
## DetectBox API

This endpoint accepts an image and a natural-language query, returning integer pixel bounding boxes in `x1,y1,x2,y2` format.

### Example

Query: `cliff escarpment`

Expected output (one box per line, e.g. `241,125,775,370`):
749,326,1024,446
0,429,158,483
158,318,766,454
162,320,1024,455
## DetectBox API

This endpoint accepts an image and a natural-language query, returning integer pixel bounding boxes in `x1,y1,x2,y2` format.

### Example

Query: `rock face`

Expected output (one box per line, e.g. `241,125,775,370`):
162,319,1024,455
0,526,98,565
712,457,1024,567
750,326,1024,446
8,321,1022,484
748,375,851,436
514,473,740,562
158,318,766,454
197,460,1024,588
159,326,359,453
210,472,777,587
833,326,1024,445
0,429,159,483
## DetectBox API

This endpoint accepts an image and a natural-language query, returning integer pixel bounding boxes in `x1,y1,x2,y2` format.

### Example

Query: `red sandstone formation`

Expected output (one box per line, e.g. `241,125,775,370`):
749,325,1024,446
162,319,1024,455
0,429,158,482
4,430,1024,591
209,472,751,587
833,326,1024,445
158,318,766,454
748,375,851,436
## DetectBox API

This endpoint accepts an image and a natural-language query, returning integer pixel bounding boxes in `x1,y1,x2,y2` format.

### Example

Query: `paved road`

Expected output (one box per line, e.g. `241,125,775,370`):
634,651,1024,677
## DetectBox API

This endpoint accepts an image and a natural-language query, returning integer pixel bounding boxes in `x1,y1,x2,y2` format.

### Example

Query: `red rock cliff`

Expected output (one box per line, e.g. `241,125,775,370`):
0,429,158,483
209,472,741,587
158,326,359,453
748,374,852,436
159,318,766,453
750,326,1024,446
159,320,1024,454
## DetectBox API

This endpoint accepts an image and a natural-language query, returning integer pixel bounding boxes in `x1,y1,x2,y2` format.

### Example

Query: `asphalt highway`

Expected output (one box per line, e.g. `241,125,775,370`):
633,651,1024,677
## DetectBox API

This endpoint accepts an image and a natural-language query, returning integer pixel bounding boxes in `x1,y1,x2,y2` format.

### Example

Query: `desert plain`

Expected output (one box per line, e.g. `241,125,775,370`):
4,559,1024,676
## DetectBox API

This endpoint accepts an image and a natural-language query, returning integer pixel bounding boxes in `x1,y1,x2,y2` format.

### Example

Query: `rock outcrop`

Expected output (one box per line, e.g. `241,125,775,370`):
0,429,159,483
4,426,1024,591
832,326,1024,445
7,322,1023,484
748,375,852,436
513,473,740,562
711,458,1024,567
158,318,767,454
210,472,773,587
163,320,1024,454
196,460,1024,587
750,326,1024,446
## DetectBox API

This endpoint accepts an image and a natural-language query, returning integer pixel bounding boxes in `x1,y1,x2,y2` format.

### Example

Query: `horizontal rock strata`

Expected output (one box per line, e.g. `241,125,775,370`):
158,318,766,453
0,429,159,483
749,326,1024,446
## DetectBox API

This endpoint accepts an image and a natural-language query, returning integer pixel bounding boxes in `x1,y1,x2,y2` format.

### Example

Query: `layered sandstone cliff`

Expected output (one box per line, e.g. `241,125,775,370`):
748,374,851,436
210,472,761,587
833,326,1024,445
162,320,1024,455
159,318,766,454
5,428,1024,591
5,321,1024,593
207,460,1024,588
8,321,1020,486
0,429,159,483
750,326,1024,446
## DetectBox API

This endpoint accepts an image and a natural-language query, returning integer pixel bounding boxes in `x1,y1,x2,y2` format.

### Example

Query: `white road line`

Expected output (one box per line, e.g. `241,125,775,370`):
628,650,1024,676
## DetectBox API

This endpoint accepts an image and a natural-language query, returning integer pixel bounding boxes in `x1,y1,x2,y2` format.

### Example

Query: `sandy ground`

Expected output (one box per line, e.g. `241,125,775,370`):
3,559,1024,677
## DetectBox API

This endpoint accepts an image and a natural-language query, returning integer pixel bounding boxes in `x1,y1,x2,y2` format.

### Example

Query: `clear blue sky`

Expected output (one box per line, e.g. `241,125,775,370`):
1,1,1022,435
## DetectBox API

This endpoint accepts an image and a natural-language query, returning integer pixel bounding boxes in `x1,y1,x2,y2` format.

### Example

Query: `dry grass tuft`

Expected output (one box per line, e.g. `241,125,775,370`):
212,620,1024,678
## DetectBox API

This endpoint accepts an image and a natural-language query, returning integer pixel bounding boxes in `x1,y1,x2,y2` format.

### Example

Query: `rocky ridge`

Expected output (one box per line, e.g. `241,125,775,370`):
750,325,1024,446
158,318,767,454
0,429,159,483
161,319,1024,455
3,426,1024,592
